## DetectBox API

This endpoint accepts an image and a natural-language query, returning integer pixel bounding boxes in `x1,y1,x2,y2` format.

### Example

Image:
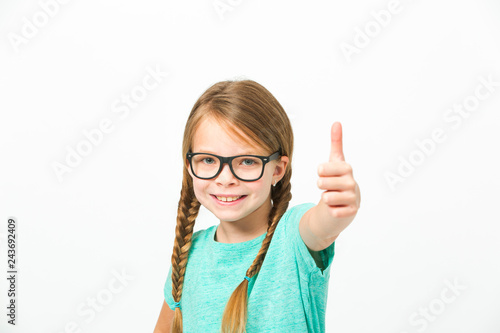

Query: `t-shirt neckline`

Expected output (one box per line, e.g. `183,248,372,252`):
210,225,267,251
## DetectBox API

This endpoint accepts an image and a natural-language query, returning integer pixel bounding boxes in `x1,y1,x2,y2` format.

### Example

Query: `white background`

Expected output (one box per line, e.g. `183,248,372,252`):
1,0,499,332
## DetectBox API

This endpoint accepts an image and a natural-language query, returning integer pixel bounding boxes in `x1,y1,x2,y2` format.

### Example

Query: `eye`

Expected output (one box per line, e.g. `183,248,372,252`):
202,157,215,164
242,158,262,167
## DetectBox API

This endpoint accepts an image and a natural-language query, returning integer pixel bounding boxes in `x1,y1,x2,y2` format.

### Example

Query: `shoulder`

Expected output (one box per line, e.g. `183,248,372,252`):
190,225,216,247
278,202,316,237
281,203,316,225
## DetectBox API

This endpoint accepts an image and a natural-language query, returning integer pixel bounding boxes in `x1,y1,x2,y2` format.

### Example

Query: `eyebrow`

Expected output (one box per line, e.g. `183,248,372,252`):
195,148,259,155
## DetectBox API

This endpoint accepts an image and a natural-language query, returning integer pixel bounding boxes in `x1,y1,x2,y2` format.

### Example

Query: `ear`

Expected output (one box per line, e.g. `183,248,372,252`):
185,158,194,178
273,155,289,179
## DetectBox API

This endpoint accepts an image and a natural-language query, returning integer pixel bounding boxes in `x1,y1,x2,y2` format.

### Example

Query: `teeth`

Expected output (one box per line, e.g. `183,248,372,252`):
215,195,242,202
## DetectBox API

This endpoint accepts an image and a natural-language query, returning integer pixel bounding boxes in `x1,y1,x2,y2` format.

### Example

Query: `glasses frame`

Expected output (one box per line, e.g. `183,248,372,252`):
186,150,281,182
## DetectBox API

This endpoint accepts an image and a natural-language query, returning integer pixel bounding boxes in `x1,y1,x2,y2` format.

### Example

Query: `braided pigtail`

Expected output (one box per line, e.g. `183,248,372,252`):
170,170,201,333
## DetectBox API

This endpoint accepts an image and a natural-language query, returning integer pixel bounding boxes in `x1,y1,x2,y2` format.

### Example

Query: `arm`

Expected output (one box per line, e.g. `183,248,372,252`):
299,207,336,252
153,300,174,333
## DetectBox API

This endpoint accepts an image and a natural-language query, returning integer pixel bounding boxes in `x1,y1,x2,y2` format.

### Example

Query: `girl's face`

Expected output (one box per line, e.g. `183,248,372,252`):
186,117,288,225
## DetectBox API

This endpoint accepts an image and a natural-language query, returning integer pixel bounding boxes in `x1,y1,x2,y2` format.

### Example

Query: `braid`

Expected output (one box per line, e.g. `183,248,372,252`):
246,172,292,277
220,169,292,333
171,174,201,333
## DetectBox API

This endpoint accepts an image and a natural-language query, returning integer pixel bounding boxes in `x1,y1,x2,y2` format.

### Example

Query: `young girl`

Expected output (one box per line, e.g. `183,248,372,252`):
154,79,361,333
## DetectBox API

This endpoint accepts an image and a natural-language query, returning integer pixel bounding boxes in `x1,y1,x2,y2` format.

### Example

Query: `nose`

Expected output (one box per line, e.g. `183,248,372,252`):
215,162,237,184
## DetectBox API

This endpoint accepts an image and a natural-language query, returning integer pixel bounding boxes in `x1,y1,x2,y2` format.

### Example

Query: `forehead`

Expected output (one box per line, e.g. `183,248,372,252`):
192,117,262,155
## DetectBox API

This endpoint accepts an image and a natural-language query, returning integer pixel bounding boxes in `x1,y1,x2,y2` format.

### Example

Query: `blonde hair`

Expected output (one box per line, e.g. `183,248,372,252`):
170,79,294,332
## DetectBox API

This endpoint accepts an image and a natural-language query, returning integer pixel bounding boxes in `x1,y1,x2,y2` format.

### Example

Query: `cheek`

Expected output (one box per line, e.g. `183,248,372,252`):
191,181,207,200
248,181,269,196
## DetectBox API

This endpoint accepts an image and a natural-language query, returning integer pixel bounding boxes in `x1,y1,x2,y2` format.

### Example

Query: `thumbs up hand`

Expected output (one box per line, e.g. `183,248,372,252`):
316,122,361,239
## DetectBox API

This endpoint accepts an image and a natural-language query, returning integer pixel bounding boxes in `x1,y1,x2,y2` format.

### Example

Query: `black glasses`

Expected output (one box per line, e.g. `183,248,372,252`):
186,150,281,181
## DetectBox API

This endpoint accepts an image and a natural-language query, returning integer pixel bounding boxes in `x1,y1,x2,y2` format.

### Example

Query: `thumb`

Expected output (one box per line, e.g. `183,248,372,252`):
329,122,345,162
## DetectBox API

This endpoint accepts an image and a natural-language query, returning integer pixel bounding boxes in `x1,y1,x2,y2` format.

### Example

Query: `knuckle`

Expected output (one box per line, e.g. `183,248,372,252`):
318,164,326,174
329,207,341,218
345,179,356,189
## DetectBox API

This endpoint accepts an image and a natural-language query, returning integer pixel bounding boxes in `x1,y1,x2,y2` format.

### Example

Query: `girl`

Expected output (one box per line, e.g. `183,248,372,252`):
154,79,361,333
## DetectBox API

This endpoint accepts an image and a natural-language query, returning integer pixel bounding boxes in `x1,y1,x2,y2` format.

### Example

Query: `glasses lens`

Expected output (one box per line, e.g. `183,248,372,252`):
191,154,263,180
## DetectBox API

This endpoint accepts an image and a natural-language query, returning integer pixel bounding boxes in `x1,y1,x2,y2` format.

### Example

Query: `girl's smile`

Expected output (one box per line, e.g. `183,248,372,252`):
211,194,248,204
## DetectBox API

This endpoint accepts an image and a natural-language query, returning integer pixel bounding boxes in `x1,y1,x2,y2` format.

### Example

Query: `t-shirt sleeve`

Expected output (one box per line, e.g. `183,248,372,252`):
163,264,175,310
285,202,335,280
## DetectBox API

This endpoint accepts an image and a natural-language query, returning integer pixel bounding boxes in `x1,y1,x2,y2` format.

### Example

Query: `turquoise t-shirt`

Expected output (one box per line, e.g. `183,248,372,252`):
163,202,335,332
